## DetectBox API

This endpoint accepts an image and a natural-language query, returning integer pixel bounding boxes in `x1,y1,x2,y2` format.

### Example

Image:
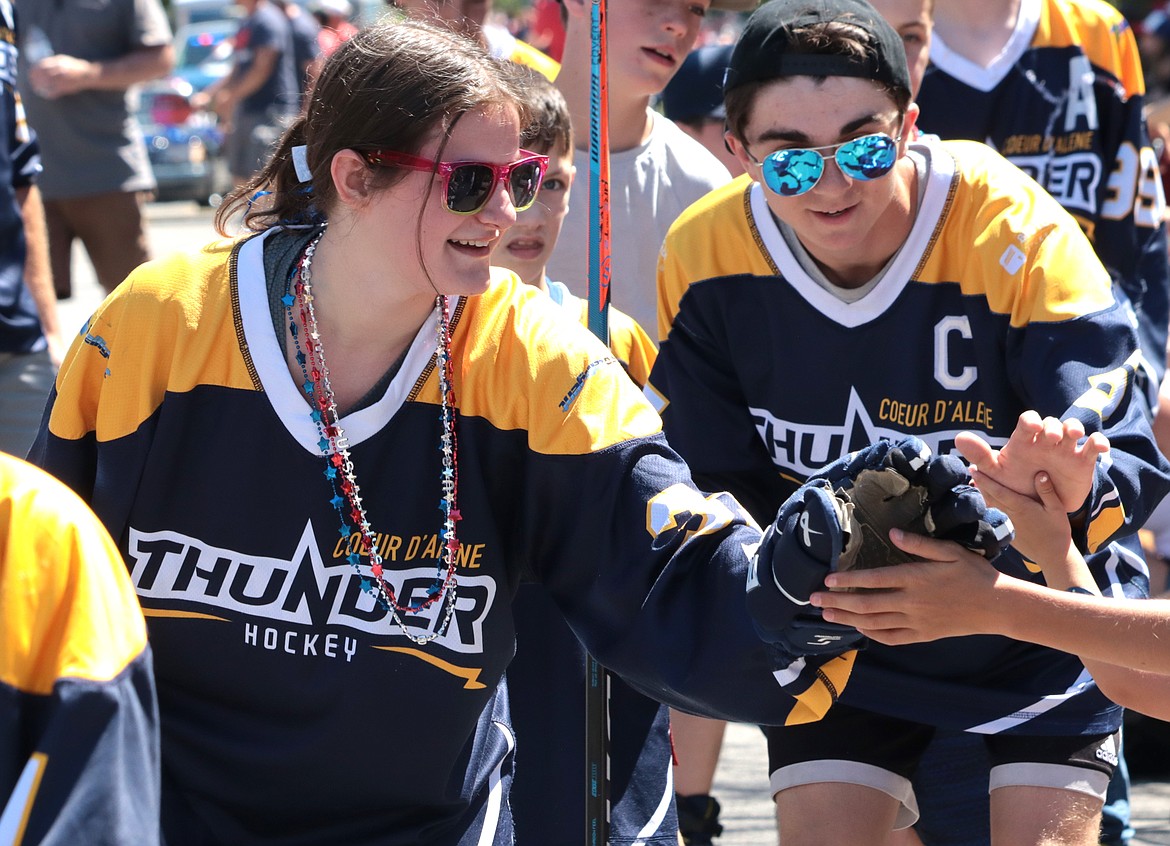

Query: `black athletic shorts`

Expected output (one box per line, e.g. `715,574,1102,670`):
765,703,1118,829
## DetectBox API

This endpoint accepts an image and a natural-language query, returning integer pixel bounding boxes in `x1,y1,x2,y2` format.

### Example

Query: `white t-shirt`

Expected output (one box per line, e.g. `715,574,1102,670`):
546,108,731,333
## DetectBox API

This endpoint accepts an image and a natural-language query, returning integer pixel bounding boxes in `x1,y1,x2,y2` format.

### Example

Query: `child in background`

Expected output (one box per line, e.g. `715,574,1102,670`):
548,2,756,837
493,66,668,844
496,68,656,383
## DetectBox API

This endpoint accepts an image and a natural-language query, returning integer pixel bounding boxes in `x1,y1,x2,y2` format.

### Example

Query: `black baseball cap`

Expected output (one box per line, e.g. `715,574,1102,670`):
661,44,734,123
722,0,911,97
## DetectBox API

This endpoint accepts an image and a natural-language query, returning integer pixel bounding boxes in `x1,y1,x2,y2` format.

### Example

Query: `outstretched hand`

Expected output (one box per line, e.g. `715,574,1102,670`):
955,412,1108,512
810,530,1003,645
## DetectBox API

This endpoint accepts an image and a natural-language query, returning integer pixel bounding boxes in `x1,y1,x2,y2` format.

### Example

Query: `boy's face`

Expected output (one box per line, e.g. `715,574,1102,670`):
868,0,932,98
495,144,577,288
601,0,711,98
726,75,918,285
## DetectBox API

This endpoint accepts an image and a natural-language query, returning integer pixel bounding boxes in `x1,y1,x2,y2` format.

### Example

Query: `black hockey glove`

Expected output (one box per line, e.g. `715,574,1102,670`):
746,436,1014,660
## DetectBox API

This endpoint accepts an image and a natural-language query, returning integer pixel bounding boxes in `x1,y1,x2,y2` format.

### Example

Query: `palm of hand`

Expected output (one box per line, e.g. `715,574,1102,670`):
955,415,1105,513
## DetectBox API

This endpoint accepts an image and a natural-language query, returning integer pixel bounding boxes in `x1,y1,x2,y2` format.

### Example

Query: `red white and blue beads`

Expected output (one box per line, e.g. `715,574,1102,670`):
285,229,461,644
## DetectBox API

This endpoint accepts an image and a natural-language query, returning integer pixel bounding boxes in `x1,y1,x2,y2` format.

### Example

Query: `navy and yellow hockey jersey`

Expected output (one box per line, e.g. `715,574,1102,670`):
28,233,824,845
917,0,1170,380
649,137,1170,736
0,453,158,845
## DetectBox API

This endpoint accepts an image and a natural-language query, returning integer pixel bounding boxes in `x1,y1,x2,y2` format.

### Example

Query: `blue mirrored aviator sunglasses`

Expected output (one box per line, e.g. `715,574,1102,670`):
748,133,901,197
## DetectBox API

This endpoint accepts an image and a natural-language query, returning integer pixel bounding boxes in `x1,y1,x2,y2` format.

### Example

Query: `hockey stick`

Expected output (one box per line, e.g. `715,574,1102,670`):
586,0,612,344
585,0,611,842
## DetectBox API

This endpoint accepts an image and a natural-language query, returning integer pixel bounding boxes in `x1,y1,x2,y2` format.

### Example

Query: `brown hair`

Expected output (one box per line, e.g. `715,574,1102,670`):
724,18,911,144
215,17,531,234
506,64,573,157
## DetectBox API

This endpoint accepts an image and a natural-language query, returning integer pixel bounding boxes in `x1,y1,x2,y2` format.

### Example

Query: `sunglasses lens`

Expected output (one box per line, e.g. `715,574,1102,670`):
836,134,898,181
762,149,825,197
509,160,544,210
447,164,495,213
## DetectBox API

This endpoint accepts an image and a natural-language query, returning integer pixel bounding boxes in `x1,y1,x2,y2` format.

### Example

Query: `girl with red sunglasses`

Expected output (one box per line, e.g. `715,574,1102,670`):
26,15,852,845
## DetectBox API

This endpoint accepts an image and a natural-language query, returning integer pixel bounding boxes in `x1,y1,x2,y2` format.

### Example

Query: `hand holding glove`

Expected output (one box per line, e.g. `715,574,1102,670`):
746,436,1014,659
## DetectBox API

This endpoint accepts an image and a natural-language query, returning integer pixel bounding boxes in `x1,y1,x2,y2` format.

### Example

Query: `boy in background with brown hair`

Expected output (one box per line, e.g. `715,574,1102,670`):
496,67,656,384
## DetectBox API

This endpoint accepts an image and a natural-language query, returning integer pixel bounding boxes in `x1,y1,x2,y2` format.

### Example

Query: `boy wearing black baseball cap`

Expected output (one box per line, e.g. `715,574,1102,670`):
646,1,1167,842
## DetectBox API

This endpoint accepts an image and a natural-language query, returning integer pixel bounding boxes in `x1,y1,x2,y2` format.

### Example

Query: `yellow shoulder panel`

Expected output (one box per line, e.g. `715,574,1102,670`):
569,297,658,387
0,455,147,696
1037,0,1144,96
509,39,560,82
658,173,764,342
417,270,663,455
917,141,1115,327
49,239,262,443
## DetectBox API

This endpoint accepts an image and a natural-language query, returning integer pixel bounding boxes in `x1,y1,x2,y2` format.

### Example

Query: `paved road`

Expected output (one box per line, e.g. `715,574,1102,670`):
62,201,1170,846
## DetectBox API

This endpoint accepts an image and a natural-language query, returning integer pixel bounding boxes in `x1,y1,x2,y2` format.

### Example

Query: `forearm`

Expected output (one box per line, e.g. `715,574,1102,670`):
16,184,63,362
69,44,174,91
991,578,1170,674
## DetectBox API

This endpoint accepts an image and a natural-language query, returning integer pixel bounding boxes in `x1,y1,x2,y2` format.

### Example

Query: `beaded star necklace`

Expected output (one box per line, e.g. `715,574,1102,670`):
283,229,461,644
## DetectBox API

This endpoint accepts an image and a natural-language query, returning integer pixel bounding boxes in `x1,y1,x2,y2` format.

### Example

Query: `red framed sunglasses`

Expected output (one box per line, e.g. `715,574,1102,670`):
363,148,549,214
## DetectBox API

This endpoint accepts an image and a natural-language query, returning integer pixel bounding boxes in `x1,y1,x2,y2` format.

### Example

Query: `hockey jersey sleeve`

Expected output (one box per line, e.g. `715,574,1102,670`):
574,298,659,388
485,291,854,726
28,242,252,542
0,455,159,846
648,178,789,526
604,305,658,388
1009,299,1170,557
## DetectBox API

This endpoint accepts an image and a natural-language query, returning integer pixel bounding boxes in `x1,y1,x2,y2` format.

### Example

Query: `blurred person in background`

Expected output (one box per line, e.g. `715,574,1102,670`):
392,0,560,81
15,0,173,299
311,0,359,57
527,0,565,62
659,43,743,177
0,2,59,459
274,0,322,99
193,0,298,188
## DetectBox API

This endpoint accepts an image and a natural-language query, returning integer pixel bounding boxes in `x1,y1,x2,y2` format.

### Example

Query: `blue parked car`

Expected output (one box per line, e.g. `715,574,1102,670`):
138,76,232,206
173,18,238,94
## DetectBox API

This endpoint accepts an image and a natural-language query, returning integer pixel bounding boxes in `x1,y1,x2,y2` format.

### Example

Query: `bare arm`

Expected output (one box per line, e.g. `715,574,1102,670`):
27,44,175,99
16,184,64,366
814,476,1170,720
191,47,279,120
